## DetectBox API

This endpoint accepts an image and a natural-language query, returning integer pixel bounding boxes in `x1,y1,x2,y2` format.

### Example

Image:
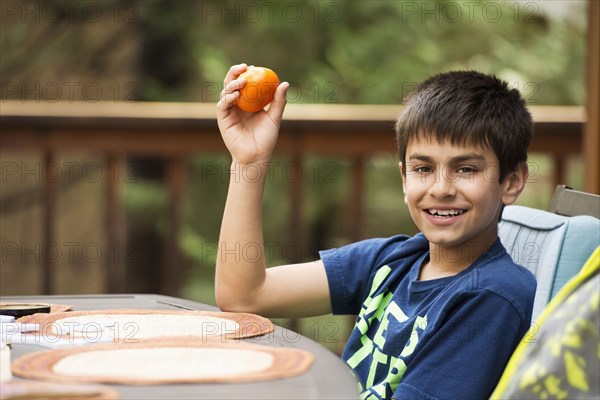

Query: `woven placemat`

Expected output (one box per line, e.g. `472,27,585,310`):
0,380,119,399
12,338,314,385
18,309,273,342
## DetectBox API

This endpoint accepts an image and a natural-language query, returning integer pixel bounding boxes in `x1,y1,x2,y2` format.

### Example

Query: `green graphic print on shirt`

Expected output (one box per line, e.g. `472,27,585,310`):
324,234,536,400
345,265,428,399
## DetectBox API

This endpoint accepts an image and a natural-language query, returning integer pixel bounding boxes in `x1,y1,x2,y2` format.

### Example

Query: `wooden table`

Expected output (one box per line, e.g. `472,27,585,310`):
1,294,359,399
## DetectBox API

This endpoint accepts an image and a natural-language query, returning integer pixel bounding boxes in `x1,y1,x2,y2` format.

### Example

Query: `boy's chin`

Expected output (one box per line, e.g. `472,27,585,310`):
422,233,493,250
423,235,464,249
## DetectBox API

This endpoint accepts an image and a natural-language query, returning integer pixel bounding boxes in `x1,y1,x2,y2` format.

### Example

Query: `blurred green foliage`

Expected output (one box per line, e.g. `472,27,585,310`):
1,0,587,105
132,0,587,105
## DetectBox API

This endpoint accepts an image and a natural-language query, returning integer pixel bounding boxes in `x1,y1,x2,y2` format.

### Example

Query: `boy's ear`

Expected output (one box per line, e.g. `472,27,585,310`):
399,162,406,190
502,162,528,205
399,162,408,204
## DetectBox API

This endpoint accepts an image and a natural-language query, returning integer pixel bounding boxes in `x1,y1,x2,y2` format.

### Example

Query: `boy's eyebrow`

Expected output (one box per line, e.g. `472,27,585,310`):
447,154,487,164
408,153,487,164
407,154,435,163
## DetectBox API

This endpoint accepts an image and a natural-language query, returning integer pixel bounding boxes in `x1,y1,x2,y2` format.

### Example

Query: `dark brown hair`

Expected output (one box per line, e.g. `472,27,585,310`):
395,71,532,182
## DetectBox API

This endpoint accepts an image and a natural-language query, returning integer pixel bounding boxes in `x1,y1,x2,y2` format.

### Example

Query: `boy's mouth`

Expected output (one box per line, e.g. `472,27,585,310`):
425,208,466,217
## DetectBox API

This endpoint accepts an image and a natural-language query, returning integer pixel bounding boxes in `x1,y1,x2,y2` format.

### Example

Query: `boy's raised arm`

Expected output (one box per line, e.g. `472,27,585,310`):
214,64,331,318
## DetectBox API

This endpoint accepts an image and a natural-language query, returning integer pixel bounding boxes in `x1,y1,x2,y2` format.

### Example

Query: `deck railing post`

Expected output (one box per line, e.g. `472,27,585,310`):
289,132,305,263
585,0,599,194
42,149,57,295
106,153,127,293
160,155,187,296
350,155,365,242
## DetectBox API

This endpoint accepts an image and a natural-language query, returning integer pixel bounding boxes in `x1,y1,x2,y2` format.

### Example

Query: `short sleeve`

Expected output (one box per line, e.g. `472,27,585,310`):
393,291,528,400
319,235,416,315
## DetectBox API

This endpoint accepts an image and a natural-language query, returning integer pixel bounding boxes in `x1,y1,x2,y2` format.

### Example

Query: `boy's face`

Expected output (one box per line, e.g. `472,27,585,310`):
400,138,526,252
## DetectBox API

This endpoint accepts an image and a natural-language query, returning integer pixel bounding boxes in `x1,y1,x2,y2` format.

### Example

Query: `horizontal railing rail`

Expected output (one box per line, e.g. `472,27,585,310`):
0,102,587,295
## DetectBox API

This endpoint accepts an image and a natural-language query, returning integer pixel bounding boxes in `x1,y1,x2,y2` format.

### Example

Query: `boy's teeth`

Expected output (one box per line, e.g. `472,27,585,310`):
428,209,464,216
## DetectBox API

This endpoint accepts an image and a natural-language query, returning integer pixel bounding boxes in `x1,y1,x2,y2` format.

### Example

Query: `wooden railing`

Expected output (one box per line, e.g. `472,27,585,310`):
0,102,589,294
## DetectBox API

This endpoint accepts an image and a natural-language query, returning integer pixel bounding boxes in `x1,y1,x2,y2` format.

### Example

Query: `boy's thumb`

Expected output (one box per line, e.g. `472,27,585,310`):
267,82,289,121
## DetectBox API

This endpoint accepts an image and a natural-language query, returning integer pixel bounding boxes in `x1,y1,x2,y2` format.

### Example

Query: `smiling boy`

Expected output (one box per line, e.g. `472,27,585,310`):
215,66,536,399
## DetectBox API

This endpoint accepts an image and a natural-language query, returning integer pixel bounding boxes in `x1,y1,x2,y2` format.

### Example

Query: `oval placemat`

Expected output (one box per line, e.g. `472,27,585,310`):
18,309,273,342
0,380,119,399
12,338,314,385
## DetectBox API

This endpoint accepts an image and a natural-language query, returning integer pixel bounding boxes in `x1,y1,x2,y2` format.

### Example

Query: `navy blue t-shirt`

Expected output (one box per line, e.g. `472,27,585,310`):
320,233,536,400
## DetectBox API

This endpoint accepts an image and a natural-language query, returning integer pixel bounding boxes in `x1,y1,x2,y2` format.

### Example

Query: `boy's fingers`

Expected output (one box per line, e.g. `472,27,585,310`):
217,91,239,109
217,79,245,113
219,78,245,101
267,82,289,122
223,63,247,86
224,78,246,93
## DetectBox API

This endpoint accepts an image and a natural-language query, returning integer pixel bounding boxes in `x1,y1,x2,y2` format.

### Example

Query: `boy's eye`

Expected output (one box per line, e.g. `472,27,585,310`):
457,166,477,174
414,166,432,173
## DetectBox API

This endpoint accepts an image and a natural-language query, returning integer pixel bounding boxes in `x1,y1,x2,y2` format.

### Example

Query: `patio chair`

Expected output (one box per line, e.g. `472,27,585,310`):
549,184,600,219
499,185,600,321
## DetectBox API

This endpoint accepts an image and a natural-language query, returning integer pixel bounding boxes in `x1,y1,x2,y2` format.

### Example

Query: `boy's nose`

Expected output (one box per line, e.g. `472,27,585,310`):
428,171,457,198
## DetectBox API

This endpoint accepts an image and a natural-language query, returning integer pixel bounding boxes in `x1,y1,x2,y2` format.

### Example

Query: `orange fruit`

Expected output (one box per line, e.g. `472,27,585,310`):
236,67,280,113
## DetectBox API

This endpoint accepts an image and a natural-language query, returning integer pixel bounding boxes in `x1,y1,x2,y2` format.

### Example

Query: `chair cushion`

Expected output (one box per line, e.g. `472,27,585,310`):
499,205,599,322
553,215,600,297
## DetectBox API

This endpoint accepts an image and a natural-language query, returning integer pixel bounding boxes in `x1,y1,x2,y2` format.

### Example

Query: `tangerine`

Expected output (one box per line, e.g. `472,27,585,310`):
236,66,280,113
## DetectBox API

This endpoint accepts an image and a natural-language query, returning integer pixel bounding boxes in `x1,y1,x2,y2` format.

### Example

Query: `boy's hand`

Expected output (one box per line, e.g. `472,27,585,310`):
217,63,289,166
215,64,331,318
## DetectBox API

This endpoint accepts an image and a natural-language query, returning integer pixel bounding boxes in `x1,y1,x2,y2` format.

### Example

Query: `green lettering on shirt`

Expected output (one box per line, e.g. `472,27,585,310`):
345,264,428,398
374,301,409,349
370,356,408,398
400,315,428,358
348,333,376,368
356,266,394,335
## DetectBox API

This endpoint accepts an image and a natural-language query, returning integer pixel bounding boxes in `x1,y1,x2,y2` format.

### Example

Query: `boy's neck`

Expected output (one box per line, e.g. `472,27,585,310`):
419,238,497,281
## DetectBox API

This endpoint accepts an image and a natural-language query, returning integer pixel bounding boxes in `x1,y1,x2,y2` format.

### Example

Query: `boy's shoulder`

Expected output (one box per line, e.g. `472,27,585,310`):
476,241,536,287
360,232,430,259
322,232,429,270
469,241,537,313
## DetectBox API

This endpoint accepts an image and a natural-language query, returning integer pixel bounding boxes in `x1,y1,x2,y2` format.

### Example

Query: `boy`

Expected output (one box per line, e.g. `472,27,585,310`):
215,64,536,399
